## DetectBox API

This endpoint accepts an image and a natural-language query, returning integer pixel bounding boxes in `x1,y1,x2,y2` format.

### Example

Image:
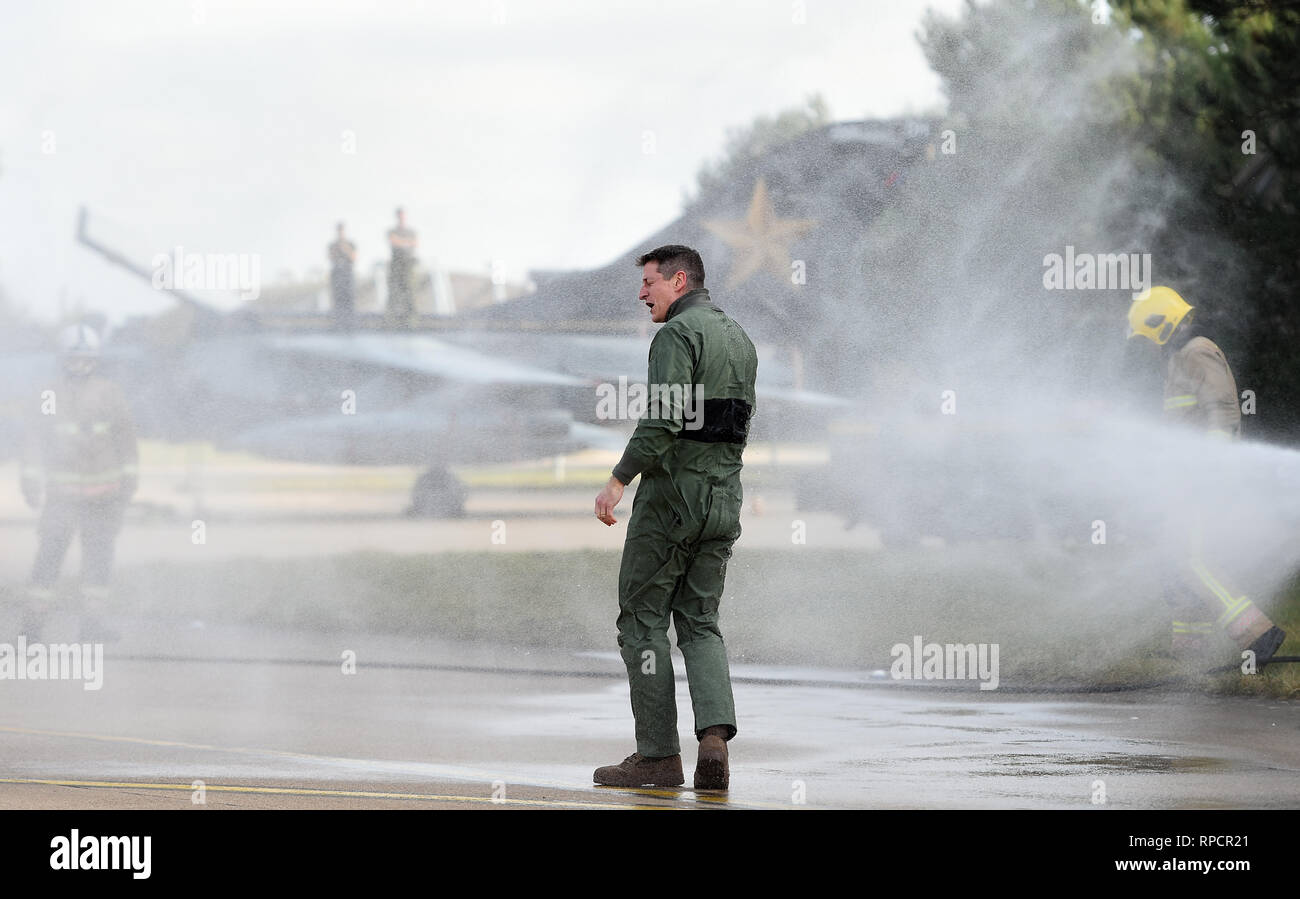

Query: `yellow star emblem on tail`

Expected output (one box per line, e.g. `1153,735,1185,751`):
704,177,816,290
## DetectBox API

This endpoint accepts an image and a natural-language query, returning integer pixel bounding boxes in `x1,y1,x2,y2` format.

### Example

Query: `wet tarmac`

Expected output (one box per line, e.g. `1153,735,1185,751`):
1,621,1297,809
2,468,1296,809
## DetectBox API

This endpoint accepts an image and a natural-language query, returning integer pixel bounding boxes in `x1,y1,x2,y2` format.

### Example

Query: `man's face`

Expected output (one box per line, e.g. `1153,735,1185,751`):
640,263,683,323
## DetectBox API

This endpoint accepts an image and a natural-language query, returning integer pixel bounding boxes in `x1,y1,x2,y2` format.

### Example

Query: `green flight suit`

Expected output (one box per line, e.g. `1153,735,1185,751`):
611,288,757,759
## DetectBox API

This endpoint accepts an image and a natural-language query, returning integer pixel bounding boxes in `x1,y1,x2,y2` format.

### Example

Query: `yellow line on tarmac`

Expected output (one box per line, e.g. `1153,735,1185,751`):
0,725,775,808
0,725,223,752
0,778,675,810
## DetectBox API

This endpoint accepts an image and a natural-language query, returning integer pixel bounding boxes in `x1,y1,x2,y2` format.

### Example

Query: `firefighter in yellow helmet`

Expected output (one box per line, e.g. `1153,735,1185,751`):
19,323,138,641
1127,286,1285,666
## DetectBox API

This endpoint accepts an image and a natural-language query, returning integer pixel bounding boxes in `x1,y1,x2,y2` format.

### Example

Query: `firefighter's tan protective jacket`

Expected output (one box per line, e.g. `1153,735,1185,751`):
22,375,138,499
1163,336,1241,438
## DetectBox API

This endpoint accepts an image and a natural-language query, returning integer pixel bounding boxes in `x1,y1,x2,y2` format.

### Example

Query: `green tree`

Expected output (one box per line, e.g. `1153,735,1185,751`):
841,0,1299,434
694,95,830,198
848,0,1161,402
1113,0,1300,437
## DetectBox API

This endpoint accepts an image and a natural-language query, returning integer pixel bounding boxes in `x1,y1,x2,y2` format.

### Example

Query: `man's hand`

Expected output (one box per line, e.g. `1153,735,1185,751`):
595,475,625,526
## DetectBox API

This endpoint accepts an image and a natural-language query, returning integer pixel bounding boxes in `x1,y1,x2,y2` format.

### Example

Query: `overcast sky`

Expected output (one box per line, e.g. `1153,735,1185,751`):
0,0,963,324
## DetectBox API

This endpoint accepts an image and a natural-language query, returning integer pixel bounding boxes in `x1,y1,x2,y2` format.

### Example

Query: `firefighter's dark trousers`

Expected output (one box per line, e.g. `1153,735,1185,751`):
27,494,127,611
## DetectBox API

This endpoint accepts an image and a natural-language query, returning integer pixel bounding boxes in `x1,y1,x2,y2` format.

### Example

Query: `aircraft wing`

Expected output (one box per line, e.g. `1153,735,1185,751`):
435,331,851,408
260,333,592,388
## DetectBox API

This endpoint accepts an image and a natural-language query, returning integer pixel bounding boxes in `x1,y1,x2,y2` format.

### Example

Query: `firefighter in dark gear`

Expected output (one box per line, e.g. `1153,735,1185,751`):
20,324,138,640
593,245,756,791
1127,286,1285,665
386,207,418,326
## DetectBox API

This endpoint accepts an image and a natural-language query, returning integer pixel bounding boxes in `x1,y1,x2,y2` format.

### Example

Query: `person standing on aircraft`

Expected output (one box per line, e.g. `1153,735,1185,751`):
328,222,357,331
387,207,418,327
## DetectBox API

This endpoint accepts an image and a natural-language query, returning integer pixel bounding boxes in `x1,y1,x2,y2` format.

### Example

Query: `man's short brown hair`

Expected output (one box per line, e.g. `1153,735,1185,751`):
635,244,705,288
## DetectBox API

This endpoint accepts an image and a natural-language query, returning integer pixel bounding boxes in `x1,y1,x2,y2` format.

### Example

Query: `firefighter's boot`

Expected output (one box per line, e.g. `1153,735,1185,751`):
79,585,120,643
20,587,54,641
1248,626,1286,670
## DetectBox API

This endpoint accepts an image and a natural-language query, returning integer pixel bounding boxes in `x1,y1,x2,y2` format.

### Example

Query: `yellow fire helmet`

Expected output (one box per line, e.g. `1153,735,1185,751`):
1127,286,1193,345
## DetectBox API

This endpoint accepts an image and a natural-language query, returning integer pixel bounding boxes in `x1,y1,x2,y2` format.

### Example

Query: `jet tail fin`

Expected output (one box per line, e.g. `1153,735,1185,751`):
76,206,228,328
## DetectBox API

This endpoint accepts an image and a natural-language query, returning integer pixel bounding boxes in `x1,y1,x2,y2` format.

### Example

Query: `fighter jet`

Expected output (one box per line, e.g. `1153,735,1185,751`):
43,207,847,516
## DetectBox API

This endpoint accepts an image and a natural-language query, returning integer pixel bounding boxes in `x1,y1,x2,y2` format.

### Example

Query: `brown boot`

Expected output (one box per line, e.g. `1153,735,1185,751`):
593,752,683,787
694,725,730,791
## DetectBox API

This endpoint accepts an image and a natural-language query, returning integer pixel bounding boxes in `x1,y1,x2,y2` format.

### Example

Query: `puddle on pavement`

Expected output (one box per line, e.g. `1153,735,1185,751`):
975,752,1229,776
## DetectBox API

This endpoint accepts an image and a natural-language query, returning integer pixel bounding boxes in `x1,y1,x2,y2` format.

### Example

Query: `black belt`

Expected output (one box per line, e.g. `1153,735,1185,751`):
677,398,752,444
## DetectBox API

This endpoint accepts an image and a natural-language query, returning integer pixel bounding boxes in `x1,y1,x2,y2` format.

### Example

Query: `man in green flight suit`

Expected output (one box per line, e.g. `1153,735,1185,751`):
593,244,757,791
